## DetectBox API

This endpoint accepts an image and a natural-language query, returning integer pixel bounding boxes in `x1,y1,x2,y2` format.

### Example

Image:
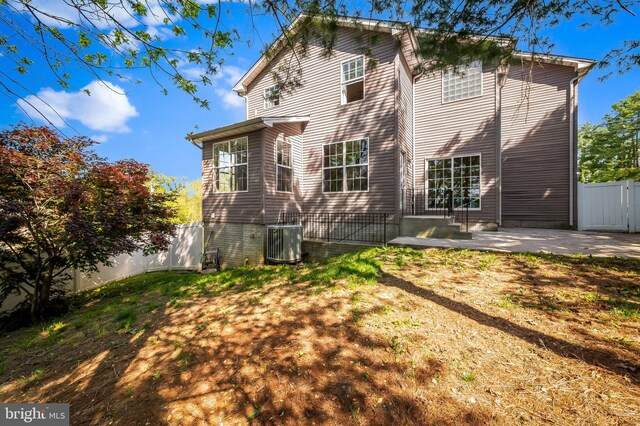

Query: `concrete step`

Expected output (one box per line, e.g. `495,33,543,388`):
400,216,472,240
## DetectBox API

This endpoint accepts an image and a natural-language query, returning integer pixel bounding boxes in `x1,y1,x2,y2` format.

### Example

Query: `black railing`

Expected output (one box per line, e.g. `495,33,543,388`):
401,188,471,233
279,212,388,245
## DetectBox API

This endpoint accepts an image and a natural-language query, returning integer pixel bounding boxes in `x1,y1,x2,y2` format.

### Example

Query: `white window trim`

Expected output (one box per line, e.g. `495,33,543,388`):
263,84,280,109
322,137,370,194
441,60,483,104
424,153,482,211
275,137,293,193
340,55,366,105
212,136,249,193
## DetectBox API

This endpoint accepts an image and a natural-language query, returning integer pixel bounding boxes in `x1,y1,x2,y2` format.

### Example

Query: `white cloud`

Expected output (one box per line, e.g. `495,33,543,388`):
17,81,138,133
21,0,167,29
210,65,246,109
181,67,206,80
177,62,246,110
219,65,245,86
90,134,109,143
214,88,245,109
147,25,176,41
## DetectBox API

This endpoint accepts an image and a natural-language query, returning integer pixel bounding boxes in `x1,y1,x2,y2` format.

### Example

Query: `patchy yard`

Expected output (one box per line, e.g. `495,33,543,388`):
0,247,639,425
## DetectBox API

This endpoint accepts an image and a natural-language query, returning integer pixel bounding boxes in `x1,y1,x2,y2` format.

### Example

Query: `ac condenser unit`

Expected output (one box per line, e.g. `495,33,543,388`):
266,225,303,263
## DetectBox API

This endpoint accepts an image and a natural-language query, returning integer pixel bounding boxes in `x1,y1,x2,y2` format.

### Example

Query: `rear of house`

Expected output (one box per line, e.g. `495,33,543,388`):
189,16,594,268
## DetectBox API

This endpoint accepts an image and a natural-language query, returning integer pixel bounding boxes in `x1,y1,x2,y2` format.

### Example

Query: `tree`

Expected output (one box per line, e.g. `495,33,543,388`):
0,125,176,322
579,91,640,182
150,172,201,224
0,1,638,125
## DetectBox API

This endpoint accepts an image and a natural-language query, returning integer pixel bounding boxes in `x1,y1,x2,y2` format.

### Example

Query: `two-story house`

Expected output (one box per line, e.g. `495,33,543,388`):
187,15,594,268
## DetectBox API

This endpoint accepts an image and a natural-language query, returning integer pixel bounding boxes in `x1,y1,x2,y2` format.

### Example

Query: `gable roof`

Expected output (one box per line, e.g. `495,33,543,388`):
186,116,310,145
232,14,420,94
232,14,596,94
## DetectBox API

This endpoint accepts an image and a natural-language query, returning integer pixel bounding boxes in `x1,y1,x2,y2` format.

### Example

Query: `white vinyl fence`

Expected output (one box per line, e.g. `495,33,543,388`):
1,224,202,313
578,180,639,232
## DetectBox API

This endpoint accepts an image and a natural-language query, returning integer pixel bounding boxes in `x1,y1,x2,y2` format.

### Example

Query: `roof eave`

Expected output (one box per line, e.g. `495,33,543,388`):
187,116,311,143
513,51,597,74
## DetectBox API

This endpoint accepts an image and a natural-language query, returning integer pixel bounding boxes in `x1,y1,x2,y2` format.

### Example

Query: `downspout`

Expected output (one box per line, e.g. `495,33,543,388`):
412,74,417,192
495,66,507,227
569,74,579,228
412,74,419,214
242,93,249,120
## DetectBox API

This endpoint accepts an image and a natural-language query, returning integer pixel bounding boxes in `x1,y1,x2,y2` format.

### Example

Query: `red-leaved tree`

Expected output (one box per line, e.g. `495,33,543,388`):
0,125,176,322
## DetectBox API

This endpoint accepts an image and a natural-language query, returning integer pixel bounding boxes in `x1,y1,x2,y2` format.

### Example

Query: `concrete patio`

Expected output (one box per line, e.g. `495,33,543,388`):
389,228,640,259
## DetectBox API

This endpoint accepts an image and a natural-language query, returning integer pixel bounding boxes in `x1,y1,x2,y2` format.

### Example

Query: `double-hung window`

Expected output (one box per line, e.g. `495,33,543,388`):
213,137,248,192
264,84,280,108
341,56,365,104
427,155,480,208
276,138,292,192
442,60,483,103
323,138,369,192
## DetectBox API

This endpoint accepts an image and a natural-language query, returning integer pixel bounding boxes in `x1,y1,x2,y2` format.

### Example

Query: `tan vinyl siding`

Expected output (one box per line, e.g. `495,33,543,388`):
246,27,398,218
414,64,498,224
501,62,574,225
202,131,263,224
262,122,304,224
398,54,414,190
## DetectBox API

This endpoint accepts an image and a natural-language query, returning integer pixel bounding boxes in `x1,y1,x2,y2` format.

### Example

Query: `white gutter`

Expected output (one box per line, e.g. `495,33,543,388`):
569,75,579,227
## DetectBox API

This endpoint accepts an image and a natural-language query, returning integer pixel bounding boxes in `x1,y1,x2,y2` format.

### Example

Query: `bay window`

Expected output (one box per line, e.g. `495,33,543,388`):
213,137,248,192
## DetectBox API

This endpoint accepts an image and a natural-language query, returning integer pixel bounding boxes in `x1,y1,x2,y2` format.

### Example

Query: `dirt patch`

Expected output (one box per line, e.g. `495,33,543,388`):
0,248,639,425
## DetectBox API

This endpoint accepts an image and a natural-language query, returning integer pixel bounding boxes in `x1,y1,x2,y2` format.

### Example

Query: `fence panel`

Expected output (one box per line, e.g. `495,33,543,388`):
1,224,203,313
578,181,633,232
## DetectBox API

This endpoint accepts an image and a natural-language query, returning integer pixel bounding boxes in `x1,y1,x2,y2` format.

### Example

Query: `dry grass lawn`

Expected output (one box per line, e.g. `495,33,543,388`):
0,247,639,425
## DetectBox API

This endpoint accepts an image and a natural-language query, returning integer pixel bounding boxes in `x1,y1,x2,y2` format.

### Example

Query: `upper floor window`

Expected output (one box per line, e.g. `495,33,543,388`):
264,84,280,109
276,138,292,192
323,138,369,192
426,155,480,209
442,60,482,103
341,56,365,104
213,137,248,192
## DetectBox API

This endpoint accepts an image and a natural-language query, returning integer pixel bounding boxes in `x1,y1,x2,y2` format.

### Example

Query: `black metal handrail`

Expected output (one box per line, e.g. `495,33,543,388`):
279,212,388,245
401,188,471,233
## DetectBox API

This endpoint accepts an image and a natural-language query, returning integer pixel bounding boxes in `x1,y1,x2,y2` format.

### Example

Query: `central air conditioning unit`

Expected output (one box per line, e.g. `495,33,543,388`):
266,225,303,263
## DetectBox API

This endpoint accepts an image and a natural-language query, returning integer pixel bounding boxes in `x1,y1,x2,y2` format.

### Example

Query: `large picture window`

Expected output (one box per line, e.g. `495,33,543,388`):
323,139,369,192
276,138,292,192
442,60,483,103
341,56,365,104
213,137,248,192
427,155,480,209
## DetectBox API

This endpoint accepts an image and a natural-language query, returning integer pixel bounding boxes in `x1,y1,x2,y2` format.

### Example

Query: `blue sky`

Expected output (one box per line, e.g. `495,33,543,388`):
0,2,638,182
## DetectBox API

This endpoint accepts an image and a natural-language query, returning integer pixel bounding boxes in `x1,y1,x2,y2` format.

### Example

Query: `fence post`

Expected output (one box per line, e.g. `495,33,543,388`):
325,213,329,242
627,180,635,233
383,214,387,246
577,182,584,231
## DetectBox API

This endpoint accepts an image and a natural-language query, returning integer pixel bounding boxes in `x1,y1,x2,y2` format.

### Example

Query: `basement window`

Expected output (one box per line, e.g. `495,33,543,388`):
341,56,365,104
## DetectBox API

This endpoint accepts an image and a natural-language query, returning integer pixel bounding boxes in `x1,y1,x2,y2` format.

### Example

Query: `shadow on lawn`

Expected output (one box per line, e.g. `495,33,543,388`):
1,266,494,425
380,272,640,385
